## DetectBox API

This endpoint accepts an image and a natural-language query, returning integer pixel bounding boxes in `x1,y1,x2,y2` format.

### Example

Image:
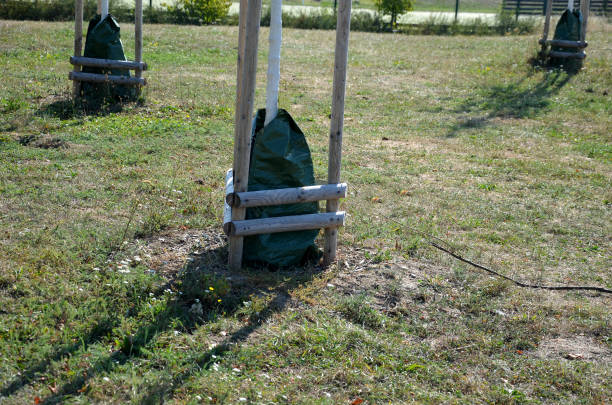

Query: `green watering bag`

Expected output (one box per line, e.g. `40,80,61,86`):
550,9,583,71
243,109,320,267
82,14,135,100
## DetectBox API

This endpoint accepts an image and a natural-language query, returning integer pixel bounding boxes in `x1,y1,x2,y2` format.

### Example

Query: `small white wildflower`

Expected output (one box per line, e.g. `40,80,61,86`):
232,368,241,373
239,398,247,402
93,267,100,271
174,330,180,336
103,377,110,382
133,256,142,262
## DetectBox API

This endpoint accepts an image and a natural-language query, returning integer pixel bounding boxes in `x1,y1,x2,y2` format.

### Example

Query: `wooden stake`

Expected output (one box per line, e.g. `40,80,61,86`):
135,0,143,81
72,0,83,100
97,0,102,15
580,0,590,44
229,0,262,270
541,0,553,57
323,0,351,266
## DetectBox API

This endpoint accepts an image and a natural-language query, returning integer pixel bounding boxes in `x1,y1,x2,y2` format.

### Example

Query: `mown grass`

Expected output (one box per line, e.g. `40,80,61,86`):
1,19,611,404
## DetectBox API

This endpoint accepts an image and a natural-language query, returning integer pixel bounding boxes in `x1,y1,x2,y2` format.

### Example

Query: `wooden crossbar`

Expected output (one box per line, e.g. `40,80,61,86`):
227,183,347,208
70,56,147,71
538,39,588,48
69,71,146,85
227,212,345,237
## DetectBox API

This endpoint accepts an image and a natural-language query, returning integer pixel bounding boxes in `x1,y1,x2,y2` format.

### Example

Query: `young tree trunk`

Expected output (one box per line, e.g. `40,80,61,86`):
265,0,282,126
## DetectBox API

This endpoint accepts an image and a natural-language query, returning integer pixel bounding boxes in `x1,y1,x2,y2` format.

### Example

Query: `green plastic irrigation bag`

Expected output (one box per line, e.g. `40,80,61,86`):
81,14,135,101
243,109,320,267
550,9,583,71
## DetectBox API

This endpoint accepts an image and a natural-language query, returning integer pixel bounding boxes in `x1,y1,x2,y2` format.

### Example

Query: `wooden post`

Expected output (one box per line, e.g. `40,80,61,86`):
97,0,101,15
135,0,143,84
72,0,83,100
580,0,590,44
235,0,248,128
229,0,262,270
323,0,351,266
540,0,553,59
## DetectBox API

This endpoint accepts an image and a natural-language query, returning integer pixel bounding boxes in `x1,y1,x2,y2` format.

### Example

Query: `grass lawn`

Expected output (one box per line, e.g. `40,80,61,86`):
1,18,611,404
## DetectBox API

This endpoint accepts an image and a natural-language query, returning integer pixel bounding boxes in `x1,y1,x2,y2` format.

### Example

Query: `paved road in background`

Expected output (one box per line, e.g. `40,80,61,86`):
228,3,513,25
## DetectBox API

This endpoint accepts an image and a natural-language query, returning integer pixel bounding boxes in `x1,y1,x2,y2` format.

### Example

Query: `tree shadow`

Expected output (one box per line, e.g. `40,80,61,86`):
446,69,573,138
25,244,322,404
35,95,135,121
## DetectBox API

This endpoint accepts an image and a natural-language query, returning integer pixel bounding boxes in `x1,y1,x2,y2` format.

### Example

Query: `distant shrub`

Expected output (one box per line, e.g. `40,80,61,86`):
164,0,231,25
495,10,537,34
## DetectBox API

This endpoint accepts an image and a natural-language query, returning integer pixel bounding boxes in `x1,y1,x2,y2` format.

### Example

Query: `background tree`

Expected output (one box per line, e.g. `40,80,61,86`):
375,0,413,28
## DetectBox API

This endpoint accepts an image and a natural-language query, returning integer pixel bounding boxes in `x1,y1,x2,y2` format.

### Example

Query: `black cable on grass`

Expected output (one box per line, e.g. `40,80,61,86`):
387,217,612,295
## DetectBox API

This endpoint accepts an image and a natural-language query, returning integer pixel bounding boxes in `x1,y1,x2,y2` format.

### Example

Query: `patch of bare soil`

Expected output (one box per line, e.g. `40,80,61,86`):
533,336,612,364
136,228,226,280
331,246,450,314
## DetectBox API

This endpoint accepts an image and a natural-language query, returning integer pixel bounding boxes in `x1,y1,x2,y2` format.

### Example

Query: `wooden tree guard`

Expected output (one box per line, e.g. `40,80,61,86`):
226,0,352,270
539,0,590,63
70,0,147,98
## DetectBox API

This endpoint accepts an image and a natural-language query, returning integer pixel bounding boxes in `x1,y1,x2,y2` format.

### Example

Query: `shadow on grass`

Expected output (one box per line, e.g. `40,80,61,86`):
35,96,129,120
18,244,322,404
447,69,573,137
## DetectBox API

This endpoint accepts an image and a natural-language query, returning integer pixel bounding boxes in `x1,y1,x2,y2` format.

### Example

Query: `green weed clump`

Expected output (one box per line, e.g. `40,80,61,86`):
337,294,386,329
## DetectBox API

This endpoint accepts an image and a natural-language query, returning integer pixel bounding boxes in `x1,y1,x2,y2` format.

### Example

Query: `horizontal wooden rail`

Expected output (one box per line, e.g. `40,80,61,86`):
539,39,588,48
69,71,146,86
227,183,347,208
226,211,345,237
70,56,147,71
548,50,586,59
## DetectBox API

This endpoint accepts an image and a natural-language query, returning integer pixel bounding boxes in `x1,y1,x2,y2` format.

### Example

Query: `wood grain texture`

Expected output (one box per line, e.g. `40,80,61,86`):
69,71,146,85
324,0,351,266
227,183,347,208
580,0,590,44
71,56,147,71
229,212,345,237
72,0,83,99
135,0,143,80
229,0,262,270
